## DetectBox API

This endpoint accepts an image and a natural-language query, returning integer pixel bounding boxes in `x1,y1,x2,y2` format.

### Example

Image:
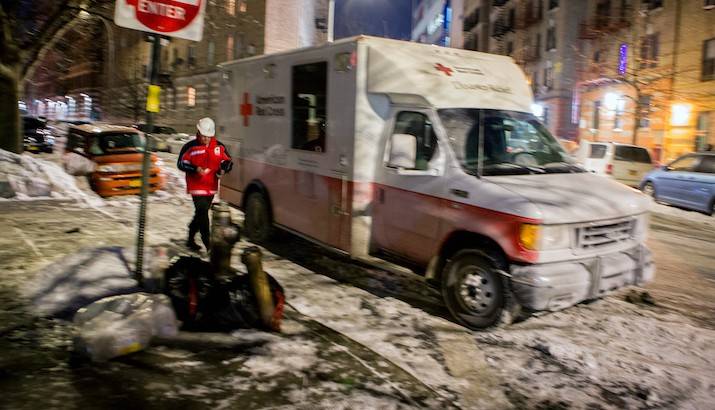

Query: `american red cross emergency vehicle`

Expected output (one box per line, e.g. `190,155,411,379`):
216,36,654,329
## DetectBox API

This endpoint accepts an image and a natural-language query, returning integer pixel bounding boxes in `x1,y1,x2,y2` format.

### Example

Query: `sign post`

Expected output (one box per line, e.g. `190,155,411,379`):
114,0,206,281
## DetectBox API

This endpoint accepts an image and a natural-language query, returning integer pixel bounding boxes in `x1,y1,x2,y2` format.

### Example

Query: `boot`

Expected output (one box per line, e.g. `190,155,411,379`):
186,230,201,252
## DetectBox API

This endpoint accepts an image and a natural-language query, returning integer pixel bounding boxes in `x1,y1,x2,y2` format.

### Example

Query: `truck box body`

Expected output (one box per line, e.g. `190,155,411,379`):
217,37,654,328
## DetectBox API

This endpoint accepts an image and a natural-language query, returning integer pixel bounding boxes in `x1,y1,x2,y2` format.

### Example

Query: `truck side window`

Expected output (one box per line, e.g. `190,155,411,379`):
292,62,327,152
392,111,438,170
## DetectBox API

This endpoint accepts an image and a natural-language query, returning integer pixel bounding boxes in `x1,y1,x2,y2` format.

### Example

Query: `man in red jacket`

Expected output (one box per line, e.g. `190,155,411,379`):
177,117,233,251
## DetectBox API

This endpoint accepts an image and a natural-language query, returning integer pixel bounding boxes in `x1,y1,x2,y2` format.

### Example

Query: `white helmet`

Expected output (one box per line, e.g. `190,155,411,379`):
196,117,215,137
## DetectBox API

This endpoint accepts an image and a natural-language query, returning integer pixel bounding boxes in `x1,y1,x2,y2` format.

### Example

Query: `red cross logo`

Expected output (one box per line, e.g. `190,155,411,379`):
240,92,253,127
435,63,453,76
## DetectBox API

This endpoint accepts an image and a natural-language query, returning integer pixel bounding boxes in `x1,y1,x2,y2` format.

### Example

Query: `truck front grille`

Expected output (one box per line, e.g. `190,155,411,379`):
577,218,635,251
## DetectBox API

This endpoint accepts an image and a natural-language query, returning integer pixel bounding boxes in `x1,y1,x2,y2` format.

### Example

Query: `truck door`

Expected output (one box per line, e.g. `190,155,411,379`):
372,109,446,265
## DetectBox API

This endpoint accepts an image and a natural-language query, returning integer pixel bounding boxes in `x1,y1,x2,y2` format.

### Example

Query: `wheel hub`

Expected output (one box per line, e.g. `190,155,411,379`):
459,269,497,314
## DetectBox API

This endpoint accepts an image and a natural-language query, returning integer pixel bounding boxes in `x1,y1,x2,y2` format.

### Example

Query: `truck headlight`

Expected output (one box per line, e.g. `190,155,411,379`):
519,224,572,251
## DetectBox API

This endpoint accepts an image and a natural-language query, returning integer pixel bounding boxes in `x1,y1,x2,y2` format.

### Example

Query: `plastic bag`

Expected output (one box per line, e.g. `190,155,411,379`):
165,256,285,332
73,293,179,362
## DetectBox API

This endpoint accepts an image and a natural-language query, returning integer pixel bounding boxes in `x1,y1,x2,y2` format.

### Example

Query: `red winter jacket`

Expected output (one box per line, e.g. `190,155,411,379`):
177,137,233,196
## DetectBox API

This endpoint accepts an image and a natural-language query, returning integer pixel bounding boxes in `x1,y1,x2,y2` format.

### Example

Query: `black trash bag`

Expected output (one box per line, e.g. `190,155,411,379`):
164,256,285,332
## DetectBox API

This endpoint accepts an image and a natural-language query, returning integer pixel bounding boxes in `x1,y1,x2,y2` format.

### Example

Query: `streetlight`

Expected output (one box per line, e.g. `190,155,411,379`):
671,103,691,126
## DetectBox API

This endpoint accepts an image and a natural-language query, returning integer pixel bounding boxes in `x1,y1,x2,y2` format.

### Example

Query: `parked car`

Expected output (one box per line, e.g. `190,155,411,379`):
575,141,654,187
133,124,181,152
166,133,193,154
640,152,715,215
22,116,55,153
65,124,164,197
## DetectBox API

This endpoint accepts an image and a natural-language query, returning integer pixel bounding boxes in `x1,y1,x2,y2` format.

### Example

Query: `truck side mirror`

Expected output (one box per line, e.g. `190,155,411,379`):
388,133,417,169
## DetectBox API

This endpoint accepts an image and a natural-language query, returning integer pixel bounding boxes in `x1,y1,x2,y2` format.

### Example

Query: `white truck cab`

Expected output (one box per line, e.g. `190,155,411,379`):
217,37,654,329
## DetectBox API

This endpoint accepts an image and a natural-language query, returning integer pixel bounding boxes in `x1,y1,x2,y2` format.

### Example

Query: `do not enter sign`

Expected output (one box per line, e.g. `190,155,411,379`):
114,0,206,41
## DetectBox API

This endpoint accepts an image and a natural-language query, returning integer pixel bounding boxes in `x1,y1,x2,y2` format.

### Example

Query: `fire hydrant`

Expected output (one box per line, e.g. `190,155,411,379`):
209,201,241,281
242,247,276,330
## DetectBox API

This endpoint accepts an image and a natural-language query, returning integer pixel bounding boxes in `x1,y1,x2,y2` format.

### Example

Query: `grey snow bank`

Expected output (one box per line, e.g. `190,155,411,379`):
0,148,104,206
0,149,187,206
21,246,140,318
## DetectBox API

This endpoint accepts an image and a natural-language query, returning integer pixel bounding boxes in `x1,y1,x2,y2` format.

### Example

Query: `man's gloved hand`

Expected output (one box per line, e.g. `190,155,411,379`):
220,160,233,173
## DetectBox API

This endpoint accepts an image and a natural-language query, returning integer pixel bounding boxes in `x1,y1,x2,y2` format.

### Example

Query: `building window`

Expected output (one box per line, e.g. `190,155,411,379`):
226,0,235,16
292,62,328,152
226,35,234,61
239,0,247,13
187,86,196,107
639,95,652,128
614,98,625,130
544,62,554,90
463,8,480,32
236,34,245,58
546,26,556,51
593,101,601,129
549,0,559,10
207,41,215,66
640,33,659,68
187,45,196,67
171,88,177,110
703,38,715,81
508,8,515,29
695,112,711,151
541,107,549,126
535,33,541,57
644,0,663,11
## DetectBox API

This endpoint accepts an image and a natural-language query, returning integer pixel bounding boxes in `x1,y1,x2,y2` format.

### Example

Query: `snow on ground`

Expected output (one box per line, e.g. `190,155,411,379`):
651,202,715,228
3,150,714,409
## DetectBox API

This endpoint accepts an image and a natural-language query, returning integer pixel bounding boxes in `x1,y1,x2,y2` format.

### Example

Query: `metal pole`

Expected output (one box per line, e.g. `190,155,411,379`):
327,0,335,42
135,34,161,281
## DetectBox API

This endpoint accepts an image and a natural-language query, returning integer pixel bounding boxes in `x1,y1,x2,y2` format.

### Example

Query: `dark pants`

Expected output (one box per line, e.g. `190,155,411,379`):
189,195,214,247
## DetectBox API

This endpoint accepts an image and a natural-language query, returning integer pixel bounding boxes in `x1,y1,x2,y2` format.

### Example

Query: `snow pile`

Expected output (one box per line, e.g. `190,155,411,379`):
0,148,104,207
21,246,140,318
474,298,715,409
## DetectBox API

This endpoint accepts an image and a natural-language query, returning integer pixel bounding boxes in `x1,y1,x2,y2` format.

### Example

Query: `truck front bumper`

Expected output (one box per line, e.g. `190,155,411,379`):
510,245,654,311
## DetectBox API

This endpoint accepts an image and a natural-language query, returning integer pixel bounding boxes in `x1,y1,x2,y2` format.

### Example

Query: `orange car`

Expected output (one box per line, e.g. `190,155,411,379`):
66,124,164,197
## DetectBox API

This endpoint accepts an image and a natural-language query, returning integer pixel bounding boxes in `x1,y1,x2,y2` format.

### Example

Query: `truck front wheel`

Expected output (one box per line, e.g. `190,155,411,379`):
244,192,273,243
441,249,518,329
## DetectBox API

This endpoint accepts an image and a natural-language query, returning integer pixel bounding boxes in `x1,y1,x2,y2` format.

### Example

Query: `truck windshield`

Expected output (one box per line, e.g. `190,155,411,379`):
438,108,583,176
88,132,145,155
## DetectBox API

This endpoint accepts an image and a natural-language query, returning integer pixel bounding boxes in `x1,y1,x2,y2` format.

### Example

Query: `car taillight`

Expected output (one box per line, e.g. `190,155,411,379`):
606,163,613,174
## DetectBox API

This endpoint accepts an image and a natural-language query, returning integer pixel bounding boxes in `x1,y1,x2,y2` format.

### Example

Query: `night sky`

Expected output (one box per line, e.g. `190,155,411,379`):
334,0,413,41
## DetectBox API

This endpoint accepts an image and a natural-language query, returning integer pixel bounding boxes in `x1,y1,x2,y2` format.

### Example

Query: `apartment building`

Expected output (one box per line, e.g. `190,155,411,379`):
459,0,584,139
577,0,715,162
412,0,465,48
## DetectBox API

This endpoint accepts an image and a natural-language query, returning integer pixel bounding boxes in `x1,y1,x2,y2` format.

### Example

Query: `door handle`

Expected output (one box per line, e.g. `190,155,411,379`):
450,189,469,198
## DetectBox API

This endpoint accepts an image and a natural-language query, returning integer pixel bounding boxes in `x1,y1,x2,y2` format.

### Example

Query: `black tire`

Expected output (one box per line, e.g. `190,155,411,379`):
244,192,274,243
441,249,520,329
642,182,656,199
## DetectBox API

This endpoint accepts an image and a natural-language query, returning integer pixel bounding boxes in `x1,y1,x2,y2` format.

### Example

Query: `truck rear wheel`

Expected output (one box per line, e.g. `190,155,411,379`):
244,192,273,243
441,249,518,329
